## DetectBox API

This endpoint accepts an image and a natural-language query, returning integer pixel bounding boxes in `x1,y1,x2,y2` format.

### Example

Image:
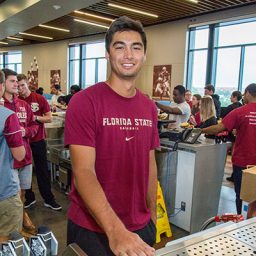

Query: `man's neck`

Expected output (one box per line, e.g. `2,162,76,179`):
106,75,137,98
4,92,14,102
21,90,31,98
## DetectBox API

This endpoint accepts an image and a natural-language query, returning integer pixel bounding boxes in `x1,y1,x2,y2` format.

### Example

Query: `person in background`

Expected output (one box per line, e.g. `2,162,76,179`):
17,74,62,211
189,94,201,126
0,70,25,242
65,16,158,256
221,90,243,182
185,89,192,109
36,87,44,95
201,83,256,214
62,84,81,106
156,85,191,128
221,90,242,118
197,95,217,132
2,68,39,232
204,84,221,119
50,84,64,111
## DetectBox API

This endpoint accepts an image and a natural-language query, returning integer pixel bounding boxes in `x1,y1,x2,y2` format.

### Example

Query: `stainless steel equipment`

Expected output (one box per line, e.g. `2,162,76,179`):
156,137,229,233
156,217,256,256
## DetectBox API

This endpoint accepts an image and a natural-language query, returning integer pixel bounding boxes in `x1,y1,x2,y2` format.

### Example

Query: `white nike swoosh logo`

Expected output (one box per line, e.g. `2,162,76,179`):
125,136,135,141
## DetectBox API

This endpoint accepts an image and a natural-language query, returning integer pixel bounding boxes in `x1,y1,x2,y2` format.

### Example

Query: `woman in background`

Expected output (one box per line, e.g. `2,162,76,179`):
189,94,201,126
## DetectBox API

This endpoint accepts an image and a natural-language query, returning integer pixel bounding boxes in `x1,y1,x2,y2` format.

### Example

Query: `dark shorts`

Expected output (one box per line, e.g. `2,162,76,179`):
67,219,156,256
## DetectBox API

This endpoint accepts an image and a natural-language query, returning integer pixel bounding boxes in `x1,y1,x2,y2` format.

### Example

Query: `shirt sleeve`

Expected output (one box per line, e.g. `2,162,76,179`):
64,92,96,148
222,109,238,132
4,113,24,148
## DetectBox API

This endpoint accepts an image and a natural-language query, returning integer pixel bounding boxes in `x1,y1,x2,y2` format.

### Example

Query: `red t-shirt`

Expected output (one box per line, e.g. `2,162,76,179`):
65,82,160,232
222,102,256,167
4,97,38,168
19,92,51,142
4,113,24,148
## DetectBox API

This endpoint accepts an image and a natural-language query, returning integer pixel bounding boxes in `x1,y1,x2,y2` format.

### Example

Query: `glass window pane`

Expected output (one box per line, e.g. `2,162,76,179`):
0,54,3,64
97,58,107,83
84,42,105,58
242,45,256,92
6,53,21,63
6,64,15,71
69,60,80,85
69,46,80,60
83,59,96,88
17,64,22,74
215,48,241,106
190,50,208,95
190,27,209,49
218,21,256,47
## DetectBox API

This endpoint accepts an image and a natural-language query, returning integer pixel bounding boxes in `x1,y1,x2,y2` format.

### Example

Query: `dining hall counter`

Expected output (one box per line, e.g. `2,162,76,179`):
156,136,230,233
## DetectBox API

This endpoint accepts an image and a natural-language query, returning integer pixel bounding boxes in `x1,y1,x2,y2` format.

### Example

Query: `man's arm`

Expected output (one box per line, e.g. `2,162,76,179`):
147,150,157,224
70,145,155,256
202,122,226,135
156,102,182,115
36,111,52,123
10,146,25,162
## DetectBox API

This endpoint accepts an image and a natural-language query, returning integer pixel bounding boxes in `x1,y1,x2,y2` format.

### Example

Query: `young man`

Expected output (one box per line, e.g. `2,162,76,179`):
156,85,191,128
17,74,62,211
65,16,159,256
204,84,221,119
202,83,256,214
0,70,25,242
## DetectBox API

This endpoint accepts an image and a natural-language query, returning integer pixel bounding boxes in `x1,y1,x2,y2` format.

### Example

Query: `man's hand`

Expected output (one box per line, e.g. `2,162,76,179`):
108,227,155,256
20,126,26,137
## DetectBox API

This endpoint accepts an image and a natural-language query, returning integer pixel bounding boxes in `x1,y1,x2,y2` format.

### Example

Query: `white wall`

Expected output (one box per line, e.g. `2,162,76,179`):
1,4,256,95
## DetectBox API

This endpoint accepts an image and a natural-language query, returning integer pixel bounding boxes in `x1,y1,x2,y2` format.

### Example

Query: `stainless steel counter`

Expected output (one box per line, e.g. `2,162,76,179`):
156,217,256,255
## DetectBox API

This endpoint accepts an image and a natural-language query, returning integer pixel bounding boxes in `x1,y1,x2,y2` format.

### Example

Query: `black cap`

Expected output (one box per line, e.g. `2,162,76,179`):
204,84,215,93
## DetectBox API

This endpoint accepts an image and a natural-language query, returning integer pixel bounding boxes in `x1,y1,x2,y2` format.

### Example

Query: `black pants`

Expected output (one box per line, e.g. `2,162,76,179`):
67,219,156,256
233,165,245,214
25,140,54,203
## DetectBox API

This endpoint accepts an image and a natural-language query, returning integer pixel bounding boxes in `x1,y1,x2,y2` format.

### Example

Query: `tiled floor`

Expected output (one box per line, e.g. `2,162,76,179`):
26,155,236,254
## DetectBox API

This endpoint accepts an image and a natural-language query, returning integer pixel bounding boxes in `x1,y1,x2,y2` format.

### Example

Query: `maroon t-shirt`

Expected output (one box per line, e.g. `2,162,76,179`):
19,92,51,142
65,82,160,232
4,97,38,168
222,102,256,167
4,114,24,148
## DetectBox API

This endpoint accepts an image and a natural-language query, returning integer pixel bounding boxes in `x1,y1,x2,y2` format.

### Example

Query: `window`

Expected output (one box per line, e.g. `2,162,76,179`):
186,18,256,106
68,42,107,89
0,51,22,73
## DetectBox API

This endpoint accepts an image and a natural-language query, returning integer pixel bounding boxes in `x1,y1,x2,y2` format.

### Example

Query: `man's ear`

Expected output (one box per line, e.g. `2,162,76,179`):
105,51,109,60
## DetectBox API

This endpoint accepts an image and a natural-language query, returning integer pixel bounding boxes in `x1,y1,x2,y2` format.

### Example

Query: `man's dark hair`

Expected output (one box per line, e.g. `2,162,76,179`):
2,68,17,79
231,90,242,101
70,84,81,93
105,16,147,53
245,83,256,97
17,74,27,82
174,85,186,96
0,70,5,84
204,84,215,93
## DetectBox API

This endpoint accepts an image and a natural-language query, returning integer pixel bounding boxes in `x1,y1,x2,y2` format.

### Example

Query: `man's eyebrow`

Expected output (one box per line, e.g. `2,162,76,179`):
112,41,125,47
112,41,143,47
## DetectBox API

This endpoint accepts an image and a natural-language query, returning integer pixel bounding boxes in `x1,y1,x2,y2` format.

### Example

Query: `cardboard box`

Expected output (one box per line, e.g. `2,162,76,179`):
240,166,256,202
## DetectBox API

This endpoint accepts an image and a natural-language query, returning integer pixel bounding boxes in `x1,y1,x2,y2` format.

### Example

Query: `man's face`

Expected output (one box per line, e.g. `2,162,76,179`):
106,30,146,80
173,89,182,103
0,82,5,98
204,89,212,96
17,79,30,97
4,75,18,95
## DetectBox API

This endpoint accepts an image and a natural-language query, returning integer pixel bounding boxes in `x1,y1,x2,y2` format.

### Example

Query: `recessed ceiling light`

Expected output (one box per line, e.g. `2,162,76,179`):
108,3,158,18
52,5,61,10
7,36,24,41
39,24,70,32
74,11,114,22
19,32,53,40
0,41,8,45
74,18,109,29
188,0,198,3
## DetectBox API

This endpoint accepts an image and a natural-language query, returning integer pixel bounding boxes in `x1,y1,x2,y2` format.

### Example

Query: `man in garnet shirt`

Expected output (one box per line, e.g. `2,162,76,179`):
0,70,25,242
65,16,159,256
17,74,62,211
202,83,256,214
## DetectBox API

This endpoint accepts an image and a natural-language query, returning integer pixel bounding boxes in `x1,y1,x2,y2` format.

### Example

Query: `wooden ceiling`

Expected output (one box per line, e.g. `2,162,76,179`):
1,0,256,47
